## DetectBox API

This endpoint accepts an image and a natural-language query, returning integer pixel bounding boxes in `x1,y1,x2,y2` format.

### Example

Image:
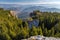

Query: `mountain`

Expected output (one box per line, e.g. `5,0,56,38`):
22,6,60,13
0,4,60,13
18,6,60,19
1,4,60,12
0,4,60,19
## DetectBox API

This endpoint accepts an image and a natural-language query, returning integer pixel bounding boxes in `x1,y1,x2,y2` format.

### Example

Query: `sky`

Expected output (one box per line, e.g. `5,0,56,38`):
0,0,60,8
0,0,60,5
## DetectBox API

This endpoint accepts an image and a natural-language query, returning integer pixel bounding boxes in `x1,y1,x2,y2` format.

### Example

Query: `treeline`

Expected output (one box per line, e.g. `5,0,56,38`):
0,9,60,40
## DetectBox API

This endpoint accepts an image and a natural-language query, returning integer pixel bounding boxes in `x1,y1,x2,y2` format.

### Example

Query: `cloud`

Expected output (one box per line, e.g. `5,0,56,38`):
0,2,60,5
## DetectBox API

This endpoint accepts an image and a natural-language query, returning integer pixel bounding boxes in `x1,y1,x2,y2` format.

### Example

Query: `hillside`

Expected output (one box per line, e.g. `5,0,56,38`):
0,8,60,40
1,4,60,20
0,8,22,40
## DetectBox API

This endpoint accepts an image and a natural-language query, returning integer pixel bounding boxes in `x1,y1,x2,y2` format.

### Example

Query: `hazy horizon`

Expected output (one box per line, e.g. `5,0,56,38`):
0,0,60,9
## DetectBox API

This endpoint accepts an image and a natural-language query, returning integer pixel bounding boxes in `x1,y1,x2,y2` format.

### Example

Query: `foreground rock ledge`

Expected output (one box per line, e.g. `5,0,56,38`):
22,35,60,40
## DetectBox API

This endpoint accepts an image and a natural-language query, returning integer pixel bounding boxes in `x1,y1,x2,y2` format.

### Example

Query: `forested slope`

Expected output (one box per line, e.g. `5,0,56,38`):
0,9,60,40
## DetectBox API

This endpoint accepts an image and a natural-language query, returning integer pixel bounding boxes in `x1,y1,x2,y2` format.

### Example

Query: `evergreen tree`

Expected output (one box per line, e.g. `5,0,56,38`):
37,27,43,35
30,26,38,36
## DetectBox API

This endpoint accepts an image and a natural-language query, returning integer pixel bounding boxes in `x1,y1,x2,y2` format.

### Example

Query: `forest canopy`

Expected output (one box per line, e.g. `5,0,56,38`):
0,8,60,40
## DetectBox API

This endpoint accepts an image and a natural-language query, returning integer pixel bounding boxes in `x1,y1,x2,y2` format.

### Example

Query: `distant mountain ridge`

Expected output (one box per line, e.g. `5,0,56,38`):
0,4,60,12
17,6,60,19
0,4,60,19
8,6,60,19
22,6,60,13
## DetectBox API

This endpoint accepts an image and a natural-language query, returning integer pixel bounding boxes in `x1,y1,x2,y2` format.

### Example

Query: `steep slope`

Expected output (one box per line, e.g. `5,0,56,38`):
0,9,22,40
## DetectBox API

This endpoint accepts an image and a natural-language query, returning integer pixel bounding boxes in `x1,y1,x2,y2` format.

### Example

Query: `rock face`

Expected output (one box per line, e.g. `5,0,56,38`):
22,35,60,40
10,10,18,18
10,11,16,16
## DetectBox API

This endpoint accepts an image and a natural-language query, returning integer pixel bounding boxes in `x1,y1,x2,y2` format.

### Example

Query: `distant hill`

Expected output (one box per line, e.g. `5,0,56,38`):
22,6,60,13
0,4,60,13
18,6,60,19
0,4,60,19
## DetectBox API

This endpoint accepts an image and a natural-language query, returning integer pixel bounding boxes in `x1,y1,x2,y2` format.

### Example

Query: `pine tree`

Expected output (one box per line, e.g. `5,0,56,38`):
37,27,43,36
30,26,38,36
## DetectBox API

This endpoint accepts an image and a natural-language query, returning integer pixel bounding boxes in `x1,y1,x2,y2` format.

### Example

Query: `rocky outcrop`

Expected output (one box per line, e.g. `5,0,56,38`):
22,35,60,40
9,10,18,19
10,11,17,17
